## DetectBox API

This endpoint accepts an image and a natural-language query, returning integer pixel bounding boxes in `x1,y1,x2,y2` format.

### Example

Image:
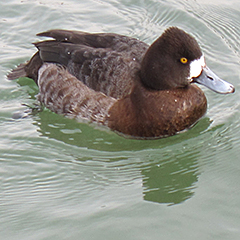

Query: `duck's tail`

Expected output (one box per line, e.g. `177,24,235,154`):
7,52,43,84
7,63,27,80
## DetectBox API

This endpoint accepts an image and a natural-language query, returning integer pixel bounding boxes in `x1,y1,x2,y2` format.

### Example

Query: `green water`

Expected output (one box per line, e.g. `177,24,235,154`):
1,0,240,239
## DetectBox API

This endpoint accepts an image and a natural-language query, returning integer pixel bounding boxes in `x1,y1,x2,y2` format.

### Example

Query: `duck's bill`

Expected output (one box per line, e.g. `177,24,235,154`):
193,66,235,94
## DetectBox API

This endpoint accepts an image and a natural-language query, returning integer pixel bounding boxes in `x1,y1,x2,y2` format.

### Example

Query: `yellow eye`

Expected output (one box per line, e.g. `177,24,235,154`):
180,57,188,64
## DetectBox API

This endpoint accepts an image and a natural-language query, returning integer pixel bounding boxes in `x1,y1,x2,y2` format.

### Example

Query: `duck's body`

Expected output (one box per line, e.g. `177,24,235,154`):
8,27,234,139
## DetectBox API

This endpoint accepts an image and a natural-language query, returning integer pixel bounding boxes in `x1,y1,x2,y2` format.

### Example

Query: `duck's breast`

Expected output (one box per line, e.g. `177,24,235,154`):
108,84,207,138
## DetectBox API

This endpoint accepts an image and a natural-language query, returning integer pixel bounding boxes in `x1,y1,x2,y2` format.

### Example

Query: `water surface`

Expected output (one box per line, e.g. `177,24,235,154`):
1,0,240,239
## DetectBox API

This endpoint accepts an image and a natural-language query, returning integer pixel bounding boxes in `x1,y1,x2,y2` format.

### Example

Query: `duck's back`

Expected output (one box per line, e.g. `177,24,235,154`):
32,30,149,99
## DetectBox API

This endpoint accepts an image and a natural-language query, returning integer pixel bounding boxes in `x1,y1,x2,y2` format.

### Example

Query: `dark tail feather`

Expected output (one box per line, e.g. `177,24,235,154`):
7,63,27,80
7,52,43,84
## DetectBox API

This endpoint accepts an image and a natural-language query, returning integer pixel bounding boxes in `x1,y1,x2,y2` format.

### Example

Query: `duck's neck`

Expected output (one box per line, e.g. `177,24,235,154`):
140,38,170,90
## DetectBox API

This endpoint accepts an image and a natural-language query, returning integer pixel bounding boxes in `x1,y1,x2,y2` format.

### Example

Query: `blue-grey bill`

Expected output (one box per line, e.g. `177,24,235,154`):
194,66,235,94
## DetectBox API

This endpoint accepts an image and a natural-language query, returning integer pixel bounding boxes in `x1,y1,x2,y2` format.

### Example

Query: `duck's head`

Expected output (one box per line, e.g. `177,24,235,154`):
140,27,235,94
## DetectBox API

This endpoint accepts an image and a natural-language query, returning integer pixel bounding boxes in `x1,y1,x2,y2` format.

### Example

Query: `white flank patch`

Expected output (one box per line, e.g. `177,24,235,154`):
188,55,206,80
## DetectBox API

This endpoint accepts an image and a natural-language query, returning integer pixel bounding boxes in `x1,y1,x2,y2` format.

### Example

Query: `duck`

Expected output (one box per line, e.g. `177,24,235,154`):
7,27,235,139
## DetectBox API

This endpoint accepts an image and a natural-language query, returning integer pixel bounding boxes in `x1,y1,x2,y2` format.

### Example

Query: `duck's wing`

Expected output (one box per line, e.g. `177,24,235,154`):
38,63,116,125
37,30,120,48
8,29,149,98
34,38,146,98
37,29,147,54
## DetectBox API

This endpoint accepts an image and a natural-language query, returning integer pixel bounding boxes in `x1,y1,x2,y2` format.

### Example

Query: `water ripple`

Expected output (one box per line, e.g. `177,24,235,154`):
1,0,240,239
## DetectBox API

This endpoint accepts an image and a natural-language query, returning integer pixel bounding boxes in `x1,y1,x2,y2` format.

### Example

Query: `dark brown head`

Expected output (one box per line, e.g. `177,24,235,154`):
140,27,234,94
